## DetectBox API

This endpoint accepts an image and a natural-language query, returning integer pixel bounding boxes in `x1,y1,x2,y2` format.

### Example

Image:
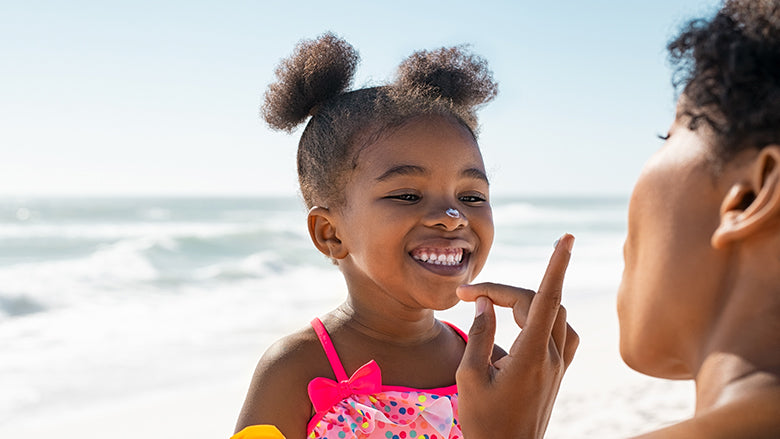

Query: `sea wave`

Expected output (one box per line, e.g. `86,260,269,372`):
0,229,319,319
0,196,627,320
492,200,627,228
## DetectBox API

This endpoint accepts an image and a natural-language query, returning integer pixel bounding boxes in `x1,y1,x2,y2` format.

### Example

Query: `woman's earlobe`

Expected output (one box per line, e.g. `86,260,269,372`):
712,146,780,249
307,206,348,259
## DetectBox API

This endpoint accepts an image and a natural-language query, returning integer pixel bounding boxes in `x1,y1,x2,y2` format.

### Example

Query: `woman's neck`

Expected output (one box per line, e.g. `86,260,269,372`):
695,351,780,412
693,285,780,413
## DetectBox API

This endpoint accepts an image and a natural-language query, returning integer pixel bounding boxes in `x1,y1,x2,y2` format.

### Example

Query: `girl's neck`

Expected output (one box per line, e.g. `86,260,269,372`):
333,298,442,346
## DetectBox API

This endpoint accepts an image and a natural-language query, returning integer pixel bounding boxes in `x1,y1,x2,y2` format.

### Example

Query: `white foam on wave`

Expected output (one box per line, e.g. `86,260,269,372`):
493,201,627,227
193,251,278,281
0,237,163,315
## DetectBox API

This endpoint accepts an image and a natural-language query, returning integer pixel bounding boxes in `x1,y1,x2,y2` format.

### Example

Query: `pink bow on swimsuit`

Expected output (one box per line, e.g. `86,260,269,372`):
308,360,382,412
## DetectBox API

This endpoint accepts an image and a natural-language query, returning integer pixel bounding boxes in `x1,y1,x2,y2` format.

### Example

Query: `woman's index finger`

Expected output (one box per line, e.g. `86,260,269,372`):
521,234,574,343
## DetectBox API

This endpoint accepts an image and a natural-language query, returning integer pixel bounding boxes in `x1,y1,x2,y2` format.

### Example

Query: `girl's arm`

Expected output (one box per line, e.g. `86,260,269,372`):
235,334,317,438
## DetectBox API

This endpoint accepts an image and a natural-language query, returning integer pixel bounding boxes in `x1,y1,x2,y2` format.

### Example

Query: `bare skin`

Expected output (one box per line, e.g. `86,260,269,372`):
456,233,579,439
618,109,780,438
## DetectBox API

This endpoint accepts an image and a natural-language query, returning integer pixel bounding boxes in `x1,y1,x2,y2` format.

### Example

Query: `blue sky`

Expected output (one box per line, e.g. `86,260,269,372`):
1,0,721,197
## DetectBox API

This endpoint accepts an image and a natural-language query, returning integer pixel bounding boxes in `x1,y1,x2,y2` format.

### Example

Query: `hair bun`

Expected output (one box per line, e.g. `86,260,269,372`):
395,45,498,108
725,0,780,44
262,32,359,131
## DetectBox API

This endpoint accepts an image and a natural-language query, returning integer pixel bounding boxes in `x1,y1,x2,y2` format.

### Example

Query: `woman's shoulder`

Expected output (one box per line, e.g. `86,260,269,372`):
630,388,780,439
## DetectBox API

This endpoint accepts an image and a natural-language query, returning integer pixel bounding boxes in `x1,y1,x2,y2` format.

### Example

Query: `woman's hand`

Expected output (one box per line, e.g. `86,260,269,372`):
456,233,578,439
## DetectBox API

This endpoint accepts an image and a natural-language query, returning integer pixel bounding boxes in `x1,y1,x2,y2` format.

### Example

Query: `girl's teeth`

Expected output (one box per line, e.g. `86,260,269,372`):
412,249,463,266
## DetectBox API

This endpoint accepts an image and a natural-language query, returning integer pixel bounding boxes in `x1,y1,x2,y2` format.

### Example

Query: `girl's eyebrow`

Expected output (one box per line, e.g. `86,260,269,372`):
375,165,427,181
375,164,489,184
463,167,490,184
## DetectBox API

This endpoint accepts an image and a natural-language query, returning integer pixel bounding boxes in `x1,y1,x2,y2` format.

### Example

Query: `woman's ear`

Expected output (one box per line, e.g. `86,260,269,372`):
307,206,348,260
712,145,780,249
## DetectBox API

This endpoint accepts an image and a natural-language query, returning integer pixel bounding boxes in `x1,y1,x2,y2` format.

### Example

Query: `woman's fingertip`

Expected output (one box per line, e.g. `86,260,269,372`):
555,233,575,252
565,234,575,252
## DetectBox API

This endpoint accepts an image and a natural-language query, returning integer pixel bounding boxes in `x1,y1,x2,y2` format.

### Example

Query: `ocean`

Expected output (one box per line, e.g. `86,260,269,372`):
0,195,694,438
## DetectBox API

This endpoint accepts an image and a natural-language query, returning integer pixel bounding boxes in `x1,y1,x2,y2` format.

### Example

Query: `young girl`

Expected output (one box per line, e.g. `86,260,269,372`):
234,33,505,438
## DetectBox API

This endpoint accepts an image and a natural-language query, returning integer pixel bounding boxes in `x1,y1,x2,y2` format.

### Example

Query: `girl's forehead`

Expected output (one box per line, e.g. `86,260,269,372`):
355,115,482,163
352,120,486,183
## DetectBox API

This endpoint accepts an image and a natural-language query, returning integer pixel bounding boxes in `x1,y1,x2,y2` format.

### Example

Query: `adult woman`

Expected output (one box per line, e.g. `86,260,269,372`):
457,0,780,437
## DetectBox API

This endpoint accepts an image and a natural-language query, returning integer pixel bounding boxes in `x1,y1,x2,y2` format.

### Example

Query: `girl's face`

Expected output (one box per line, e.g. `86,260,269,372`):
335,115,494,311
618,103,732,379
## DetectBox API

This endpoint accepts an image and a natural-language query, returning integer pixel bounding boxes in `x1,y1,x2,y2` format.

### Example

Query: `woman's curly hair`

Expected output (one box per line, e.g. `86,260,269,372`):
668,0,780,160
262,32,497,209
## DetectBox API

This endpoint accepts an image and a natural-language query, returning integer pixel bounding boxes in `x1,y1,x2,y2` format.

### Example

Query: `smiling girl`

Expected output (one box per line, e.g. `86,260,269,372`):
234,34,504,439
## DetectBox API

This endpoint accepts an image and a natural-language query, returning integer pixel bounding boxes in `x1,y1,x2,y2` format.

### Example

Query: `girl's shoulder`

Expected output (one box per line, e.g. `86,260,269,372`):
235,324,334,437
251,323,340,389
261,325,326,370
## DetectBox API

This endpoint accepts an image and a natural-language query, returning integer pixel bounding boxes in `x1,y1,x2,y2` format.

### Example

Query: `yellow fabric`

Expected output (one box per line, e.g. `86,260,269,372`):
230,425,286,439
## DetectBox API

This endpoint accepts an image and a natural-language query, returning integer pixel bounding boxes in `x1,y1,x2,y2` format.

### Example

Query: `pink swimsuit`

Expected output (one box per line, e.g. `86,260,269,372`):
307,318,466,439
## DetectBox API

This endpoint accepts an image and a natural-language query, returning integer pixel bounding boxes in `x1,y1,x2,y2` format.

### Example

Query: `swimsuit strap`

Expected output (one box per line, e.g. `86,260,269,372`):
310,318,349,382
310,318,468,382
443,320,469,342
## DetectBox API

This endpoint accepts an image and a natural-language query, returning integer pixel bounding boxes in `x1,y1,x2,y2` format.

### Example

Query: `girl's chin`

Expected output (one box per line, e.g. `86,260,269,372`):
426,293,462,311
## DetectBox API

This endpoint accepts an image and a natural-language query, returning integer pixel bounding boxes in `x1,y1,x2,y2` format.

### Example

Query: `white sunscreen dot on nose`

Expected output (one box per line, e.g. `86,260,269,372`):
445,208,460,218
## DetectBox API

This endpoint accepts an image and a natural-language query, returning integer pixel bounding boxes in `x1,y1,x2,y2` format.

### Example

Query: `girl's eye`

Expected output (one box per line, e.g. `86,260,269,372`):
387,193,420,202
459,194,487,203
657,133,670,141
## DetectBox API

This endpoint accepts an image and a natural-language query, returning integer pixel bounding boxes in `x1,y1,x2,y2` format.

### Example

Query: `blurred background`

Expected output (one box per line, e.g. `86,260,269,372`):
1,1,720,437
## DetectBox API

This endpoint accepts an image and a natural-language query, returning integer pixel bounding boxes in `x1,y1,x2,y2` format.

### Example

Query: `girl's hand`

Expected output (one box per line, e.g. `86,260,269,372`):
455,233,578,439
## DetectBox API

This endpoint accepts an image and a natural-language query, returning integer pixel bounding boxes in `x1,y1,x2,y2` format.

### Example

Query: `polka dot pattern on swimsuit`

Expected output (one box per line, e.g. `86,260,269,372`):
308,390,461,439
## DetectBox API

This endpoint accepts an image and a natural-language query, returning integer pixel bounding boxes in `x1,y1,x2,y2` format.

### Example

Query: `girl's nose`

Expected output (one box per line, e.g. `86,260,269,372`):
425,206,467,230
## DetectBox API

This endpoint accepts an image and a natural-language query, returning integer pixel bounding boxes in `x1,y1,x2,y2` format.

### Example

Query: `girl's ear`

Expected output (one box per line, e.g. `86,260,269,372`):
307,206,348,260
712,145,780,249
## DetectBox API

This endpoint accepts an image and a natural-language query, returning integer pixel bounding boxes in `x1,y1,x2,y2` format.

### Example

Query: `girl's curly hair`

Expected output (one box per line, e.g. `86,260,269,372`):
262,32,497,208
668,0,780,160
